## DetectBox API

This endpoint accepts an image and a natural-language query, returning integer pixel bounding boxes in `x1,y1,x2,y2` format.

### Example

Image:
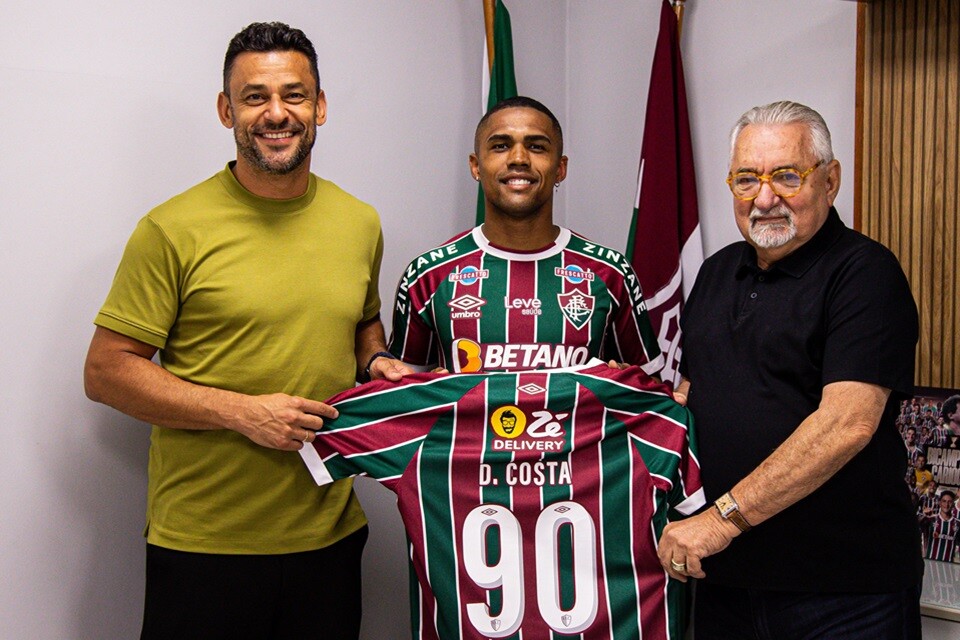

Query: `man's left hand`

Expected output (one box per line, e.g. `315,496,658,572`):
657,509,740,582
369,355,415,382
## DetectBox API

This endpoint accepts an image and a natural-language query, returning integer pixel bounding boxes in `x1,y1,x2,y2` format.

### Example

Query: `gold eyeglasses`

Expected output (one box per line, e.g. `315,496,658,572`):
726,162,822,200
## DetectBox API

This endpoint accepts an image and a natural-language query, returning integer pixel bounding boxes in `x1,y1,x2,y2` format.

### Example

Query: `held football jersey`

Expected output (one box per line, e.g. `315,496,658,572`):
389,227,664,376
300,362,703,640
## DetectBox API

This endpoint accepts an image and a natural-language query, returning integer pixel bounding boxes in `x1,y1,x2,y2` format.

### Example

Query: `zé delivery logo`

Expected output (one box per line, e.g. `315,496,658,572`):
489,406,568,451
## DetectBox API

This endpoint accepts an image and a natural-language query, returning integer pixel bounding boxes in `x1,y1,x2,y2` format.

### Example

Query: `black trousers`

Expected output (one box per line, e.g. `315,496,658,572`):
694,580,922,640
141,526,368,640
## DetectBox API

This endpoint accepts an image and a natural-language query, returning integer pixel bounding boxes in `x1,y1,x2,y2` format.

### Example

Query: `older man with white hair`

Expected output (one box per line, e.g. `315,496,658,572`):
658,101,922,639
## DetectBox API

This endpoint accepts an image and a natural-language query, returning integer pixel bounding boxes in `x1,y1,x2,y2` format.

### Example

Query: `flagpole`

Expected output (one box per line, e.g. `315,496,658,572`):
483,0,496,72
673,0,685,40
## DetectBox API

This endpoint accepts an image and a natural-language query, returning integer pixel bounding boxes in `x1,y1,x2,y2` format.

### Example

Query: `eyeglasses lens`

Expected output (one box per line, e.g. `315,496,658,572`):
731,170,803,199
772,170,802,194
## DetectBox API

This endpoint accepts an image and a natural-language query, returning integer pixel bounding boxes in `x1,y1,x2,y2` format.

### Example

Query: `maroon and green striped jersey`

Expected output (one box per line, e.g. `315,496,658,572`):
300,362,703,640
922,513,960,562
389,227,664,375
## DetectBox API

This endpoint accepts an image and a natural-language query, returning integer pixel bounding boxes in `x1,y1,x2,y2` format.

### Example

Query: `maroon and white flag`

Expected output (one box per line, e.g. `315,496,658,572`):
626,0,702,387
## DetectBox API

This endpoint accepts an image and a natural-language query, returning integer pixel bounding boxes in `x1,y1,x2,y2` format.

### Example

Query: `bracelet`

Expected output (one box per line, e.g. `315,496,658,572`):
362,351,395,383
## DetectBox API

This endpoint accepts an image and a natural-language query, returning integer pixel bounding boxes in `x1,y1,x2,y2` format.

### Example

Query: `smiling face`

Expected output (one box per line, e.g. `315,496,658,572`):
217,50,326,180
730,123,841,269
469,107,567,222
941,494,956,518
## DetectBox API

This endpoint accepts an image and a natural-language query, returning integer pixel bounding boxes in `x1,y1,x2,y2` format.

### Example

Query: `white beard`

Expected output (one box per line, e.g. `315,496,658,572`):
749,205,796,249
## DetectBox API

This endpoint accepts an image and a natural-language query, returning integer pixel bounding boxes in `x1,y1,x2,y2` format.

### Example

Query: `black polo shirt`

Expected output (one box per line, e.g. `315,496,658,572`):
680,208,922,592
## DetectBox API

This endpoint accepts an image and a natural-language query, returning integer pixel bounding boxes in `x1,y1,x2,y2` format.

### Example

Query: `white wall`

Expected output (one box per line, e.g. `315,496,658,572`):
2,1,953,639
565,0,858,256
0,2,486,638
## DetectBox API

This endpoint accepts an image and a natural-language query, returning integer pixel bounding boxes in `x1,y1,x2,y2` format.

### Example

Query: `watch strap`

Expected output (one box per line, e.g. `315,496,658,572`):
362,351,394,383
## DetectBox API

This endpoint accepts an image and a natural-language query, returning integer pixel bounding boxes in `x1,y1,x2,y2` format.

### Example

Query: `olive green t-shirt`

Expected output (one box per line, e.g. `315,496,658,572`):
96,165,381,553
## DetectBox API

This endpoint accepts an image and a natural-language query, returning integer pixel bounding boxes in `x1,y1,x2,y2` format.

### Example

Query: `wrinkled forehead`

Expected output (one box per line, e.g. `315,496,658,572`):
731,123,813,172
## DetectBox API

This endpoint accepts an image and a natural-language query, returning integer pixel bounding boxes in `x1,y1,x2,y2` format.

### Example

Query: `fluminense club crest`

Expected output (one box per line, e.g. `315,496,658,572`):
557,292,595,330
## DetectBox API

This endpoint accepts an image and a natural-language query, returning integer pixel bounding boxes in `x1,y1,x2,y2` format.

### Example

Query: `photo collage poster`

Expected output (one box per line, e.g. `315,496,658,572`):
899,387,960,564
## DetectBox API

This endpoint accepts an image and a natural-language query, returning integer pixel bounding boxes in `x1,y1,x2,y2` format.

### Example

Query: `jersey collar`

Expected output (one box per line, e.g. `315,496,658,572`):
471,226,572,262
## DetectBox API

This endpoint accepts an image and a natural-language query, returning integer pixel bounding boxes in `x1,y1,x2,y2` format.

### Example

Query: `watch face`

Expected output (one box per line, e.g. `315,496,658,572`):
715,494,735,517
715,493,751,532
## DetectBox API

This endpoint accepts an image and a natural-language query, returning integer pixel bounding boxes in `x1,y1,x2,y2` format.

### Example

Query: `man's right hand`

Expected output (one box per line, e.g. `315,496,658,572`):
231,393,339,451
84,327,339,452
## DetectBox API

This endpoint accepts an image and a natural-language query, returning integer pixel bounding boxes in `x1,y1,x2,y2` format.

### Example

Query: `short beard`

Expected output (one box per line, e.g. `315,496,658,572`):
749,205,796,249
235,125,315,175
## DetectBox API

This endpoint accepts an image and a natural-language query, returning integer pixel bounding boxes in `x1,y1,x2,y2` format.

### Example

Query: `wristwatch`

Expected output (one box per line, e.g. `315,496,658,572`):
714,492,752,532
362,351,394,383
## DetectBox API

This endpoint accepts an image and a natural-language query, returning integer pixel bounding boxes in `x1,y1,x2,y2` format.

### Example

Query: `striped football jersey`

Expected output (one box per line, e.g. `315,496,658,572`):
918,492,940,516
924,514,960,562
300,362,703,640
389,227,664,376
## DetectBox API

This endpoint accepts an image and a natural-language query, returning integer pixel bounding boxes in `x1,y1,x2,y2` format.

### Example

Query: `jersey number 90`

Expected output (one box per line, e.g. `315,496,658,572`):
462,501,598,636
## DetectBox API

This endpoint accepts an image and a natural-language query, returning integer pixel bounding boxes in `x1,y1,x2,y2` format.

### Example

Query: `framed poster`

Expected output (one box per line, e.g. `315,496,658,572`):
899,388,960,622
898,387,960,564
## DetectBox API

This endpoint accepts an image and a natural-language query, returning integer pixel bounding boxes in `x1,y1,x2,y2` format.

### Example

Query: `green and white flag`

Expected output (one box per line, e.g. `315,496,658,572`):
476,0,518,225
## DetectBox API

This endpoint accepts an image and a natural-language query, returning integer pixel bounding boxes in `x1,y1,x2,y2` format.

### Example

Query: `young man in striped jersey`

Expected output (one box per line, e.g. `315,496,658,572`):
920,491,960,562
918,481,940,516
383,97,664,376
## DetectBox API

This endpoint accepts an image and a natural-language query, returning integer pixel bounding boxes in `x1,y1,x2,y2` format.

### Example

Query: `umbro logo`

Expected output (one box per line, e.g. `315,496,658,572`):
518,383,546,395
448,295,486,311
448,295,486,320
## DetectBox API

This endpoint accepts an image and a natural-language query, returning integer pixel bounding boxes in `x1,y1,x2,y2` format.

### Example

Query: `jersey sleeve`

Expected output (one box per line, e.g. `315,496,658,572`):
632,402,703,516
665,410,704,516
299,373,477,490
94,216,180,348
388,261,439,367
299,413,430,492
299,382,434,491
592,367,703,515
604,261,664,376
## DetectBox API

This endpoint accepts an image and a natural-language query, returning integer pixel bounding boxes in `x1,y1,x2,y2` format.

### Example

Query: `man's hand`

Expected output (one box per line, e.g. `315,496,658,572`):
673,378,690,406
656,509,740,582
231,393,339,451
85,326,344,452
368,355,416,382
